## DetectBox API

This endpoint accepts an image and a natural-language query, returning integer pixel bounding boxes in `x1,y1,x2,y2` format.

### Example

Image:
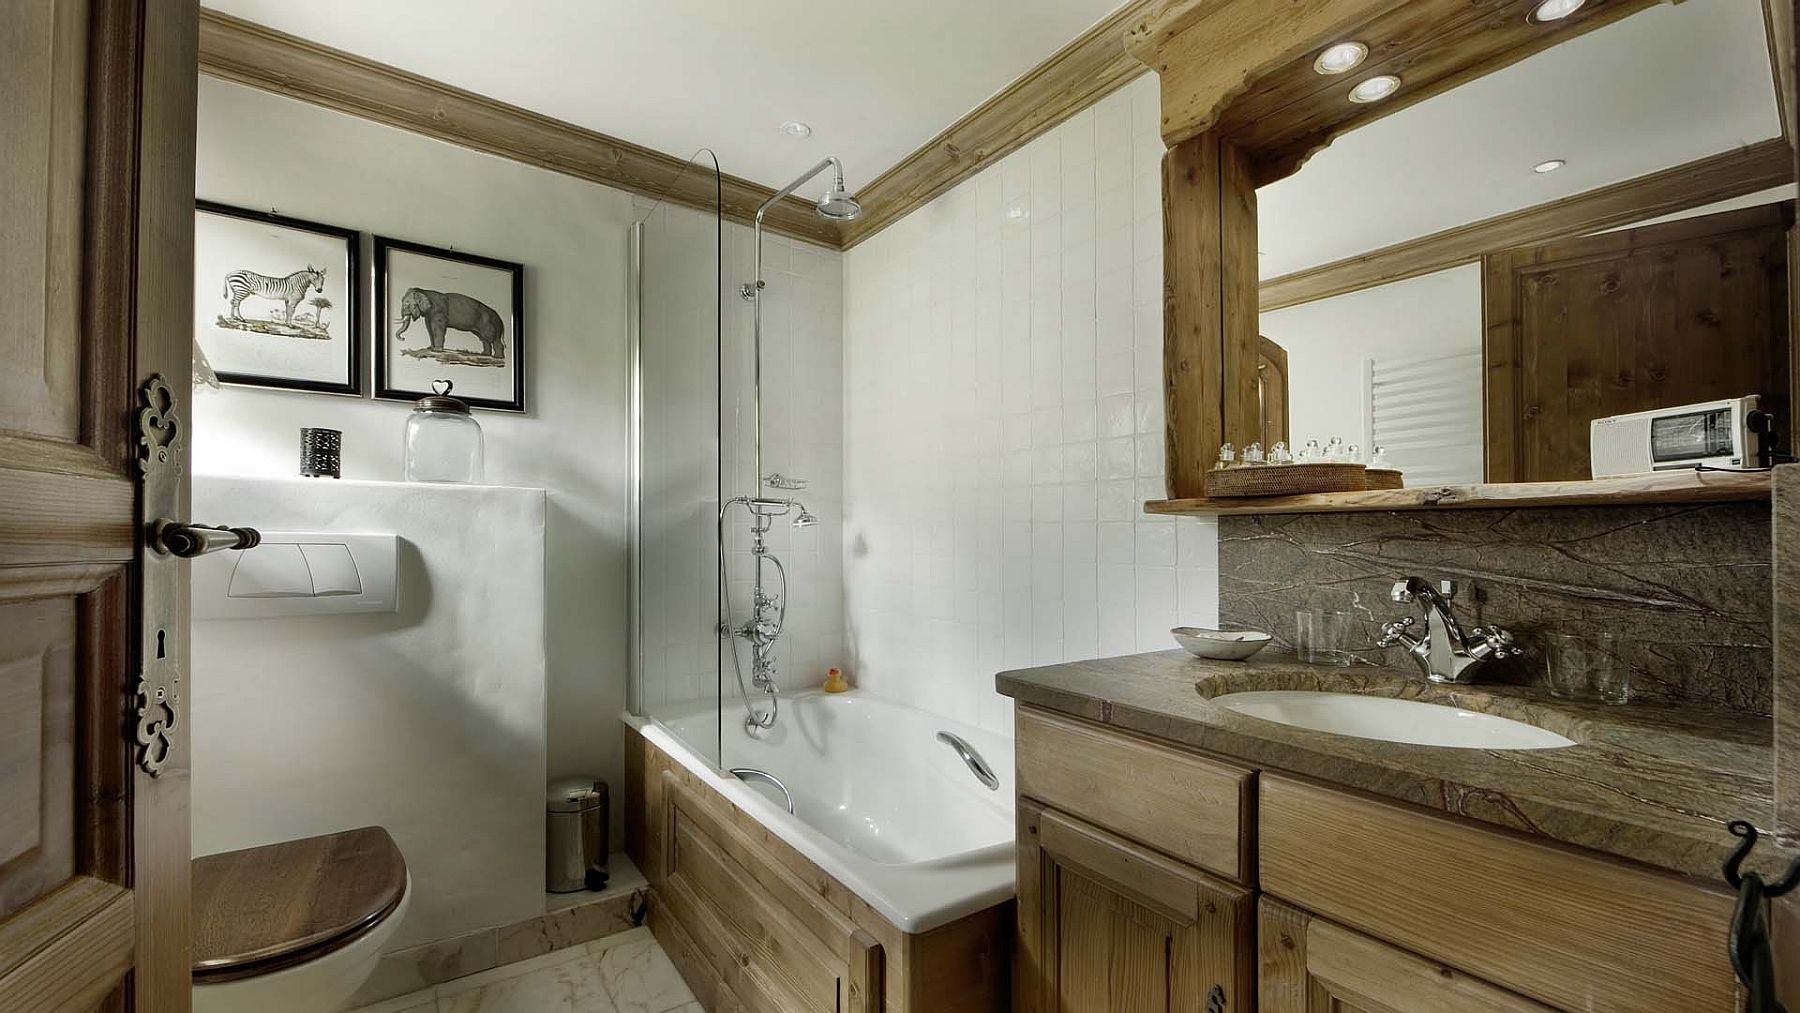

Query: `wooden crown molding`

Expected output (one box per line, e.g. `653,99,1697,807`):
839,1,1157,249
195,10,839,247
1260,137,1797,311
198,6,1178,254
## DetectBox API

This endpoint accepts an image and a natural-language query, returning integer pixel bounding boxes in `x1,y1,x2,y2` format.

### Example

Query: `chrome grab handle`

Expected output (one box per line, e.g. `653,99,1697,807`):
148,519,261,558
937,731,1000,791
728,767,795,814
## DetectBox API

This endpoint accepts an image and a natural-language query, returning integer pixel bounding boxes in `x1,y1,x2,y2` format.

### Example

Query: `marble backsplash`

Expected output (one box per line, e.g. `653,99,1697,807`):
1218,502,1772,713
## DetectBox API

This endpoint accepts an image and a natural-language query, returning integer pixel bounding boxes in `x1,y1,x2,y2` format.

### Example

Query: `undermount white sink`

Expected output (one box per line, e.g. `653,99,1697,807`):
1211,690,1576,750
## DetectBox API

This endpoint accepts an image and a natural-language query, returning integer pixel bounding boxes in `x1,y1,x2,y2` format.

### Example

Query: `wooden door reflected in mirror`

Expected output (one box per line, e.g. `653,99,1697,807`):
1484,202,1791,483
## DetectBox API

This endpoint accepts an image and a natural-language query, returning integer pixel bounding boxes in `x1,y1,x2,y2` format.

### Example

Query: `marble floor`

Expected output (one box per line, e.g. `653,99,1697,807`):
350,926,697,1013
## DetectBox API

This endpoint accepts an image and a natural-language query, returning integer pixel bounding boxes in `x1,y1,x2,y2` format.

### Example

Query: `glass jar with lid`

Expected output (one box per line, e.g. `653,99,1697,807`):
404,380,484,483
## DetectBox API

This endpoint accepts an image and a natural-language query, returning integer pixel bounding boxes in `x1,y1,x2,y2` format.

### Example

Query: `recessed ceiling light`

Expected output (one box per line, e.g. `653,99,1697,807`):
1348,75,1401,104
1532,158,1567,174
780,120,812,138
1529,0,1586,22
1313,41,1369,75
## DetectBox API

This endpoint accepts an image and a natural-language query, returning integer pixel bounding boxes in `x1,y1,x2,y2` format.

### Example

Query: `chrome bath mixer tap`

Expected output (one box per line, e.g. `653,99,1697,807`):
1378,577,1515,684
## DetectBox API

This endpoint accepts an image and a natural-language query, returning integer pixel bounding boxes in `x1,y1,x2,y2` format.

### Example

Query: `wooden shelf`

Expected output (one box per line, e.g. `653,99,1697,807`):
1144,469,1772,517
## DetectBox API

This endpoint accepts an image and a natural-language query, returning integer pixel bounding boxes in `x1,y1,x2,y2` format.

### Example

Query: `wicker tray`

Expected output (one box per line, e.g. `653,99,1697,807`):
1365,468,1404,490
1203,462,1368,498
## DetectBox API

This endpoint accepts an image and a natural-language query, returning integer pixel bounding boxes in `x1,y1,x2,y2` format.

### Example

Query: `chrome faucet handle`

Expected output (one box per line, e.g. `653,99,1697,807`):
1377,616,1416,647
1470,626,1515,660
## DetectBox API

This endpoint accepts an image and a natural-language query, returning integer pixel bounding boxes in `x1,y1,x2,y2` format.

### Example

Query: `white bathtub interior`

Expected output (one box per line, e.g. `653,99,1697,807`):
635,689,1015,932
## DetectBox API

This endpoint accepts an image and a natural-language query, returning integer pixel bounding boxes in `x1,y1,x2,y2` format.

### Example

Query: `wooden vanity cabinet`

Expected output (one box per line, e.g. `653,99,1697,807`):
1016,799,1254,1013
1012,706,1744,1013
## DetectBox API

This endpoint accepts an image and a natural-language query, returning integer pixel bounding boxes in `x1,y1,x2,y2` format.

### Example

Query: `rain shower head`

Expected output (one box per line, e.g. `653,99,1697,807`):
793,507,819,529
816,173,862,221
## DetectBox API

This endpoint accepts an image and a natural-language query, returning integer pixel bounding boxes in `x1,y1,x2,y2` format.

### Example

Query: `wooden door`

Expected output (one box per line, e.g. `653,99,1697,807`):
0,1,198,1010
1016,800,1253,1013
1257,335,1290,449
1483,202,1792,482
1257,899,1554,1013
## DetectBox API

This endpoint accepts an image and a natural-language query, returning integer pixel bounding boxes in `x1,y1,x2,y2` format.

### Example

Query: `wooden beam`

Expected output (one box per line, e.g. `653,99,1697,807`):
1259,138,1795,311
1143,469,1772,517
1162,134,1223,500
195,10,839,247
1218,0,1667,186
1160,132,1268,500
839,2,1153,249
1125,0,1409,148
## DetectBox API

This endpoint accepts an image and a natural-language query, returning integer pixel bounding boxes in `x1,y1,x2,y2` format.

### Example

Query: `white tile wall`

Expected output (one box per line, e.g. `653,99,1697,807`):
720,228,849,696
635,195,848,729
841,75,1218,736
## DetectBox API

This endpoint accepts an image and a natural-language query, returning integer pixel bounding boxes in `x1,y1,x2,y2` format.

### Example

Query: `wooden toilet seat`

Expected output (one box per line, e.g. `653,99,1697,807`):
192,826,407,984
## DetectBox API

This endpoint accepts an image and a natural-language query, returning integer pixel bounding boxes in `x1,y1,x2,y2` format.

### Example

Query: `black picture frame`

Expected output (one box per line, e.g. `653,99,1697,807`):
373,236,527,413
194,200,364,396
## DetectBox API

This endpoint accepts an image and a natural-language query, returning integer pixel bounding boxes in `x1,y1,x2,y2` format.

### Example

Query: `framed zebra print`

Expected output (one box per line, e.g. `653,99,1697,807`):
374,236,526,413
194,201,363,395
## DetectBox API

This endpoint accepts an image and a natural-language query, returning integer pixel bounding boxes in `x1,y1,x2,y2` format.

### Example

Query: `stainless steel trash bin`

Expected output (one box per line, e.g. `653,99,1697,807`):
546,777,608,893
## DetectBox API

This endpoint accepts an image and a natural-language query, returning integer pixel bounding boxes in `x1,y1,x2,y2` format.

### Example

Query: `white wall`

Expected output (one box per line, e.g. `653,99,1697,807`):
842,75,1218,736
191,477,546,950
193,78,630,813
1261,264,1483,451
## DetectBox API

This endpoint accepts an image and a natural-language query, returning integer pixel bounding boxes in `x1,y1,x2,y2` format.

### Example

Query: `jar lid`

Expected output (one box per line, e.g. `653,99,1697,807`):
415,379,471,415
546,777,606,812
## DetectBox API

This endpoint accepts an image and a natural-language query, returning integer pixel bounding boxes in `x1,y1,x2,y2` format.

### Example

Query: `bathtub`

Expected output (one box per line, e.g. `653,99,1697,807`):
625,689,1015,933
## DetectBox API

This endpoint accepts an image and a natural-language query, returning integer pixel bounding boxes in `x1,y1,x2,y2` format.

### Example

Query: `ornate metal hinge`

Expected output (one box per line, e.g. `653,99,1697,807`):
135,375,183,776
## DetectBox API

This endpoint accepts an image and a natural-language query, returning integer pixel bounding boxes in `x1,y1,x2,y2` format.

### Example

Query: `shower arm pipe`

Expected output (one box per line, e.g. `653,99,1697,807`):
746,156,846,499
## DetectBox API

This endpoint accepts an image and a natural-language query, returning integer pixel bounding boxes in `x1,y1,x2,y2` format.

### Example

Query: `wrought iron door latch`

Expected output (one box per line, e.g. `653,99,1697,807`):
1722,819,1800,1013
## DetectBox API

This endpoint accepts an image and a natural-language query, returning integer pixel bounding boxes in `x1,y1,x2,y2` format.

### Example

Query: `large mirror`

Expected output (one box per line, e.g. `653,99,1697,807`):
1250,0,1791,487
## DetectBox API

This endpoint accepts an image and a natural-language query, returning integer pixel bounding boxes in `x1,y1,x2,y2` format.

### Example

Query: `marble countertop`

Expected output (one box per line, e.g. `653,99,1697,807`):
997,650,1790,882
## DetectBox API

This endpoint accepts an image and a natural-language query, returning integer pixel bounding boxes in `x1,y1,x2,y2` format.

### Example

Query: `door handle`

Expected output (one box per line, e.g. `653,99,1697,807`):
148,519,261,558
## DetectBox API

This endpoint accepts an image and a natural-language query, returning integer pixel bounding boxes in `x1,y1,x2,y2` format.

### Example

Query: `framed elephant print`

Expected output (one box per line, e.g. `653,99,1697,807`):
374,236,526,412
194,200,362,395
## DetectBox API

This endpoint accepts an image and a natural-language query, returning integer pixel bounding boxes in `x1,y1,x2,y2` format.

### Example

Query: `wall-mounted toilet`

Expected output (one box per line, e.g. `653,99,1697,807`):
192,826,411,1013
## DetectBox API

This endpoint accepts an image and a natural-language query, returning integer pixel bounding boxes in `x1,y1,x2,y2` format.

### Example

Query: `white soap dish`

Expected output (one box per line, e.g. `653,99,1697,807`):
1172,627,1271,661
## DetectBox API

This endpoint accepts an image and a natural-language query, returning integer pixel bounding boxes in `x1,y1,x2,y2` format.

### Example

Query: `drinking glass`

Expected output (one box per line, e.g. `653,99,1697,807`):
1542,631,1630,705
1295,610,1354,666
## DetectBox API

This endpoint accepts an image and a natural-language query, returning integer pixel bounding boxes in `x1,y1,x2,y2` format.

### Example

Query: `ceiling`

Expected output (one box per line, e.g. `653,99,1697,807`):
201,0,1128,193
1257,0,1783,279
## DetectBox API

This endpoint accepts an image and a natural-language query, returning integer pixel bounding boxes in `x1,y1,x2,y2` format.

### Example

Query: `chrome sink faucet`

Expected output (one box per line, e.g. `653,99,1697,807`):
1378,577,1515,684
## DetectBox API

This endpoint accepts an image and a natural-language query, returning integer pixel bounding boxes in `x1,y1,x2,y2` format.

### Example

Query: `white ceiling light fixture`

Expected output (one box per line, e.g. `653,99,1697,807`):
1532,158,1567,173
1314,41,1369,75
1529,0,1587,23
780,120,813,138
1348,75,1401,104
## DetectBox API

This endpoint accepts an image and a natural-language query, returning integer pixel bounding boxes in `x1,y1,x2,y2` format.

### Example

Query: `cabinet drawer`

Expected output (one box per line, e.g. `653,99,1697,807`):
1017,707,1253,882
1259,898,1554,1013
1259,776,1739,1013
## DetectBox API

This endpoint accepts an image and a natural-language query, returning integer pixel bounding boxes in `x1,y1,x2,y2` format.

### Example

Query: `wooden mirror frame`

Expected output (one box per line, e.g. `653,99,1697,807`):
1129,0,1798,515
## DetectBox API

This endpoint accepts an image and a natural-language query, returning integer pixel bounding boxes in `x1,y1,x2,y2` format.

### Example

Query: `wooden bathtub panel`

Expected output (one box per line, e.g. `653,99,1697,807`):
626,723,1009,1013
662,770,881,1013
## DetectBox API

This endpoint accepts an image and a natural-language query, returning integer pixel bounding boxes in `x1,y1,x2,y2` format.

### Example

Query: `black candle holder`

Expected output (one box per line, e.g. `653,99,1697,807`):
300,427,342,479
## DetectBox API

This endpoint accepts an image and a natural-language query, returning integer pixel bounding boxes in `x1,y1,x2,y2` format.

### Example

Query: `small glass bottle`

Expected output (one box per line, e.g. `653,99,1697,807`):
404,380,484,483
1243,441,1265,465
1214,443,1236,470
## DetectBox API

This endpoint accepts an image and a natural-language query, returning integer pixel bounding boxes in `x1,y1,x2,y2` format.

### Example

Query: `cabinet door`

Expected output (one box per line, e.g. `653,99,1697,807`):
1258,898,1555,1013
1017,800,1253,1013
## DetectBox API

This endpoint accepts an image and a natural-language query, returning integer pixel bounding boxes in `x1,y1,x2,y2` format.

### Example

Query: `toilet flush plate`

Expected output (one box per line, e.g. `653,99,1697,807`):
193,532,399,619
